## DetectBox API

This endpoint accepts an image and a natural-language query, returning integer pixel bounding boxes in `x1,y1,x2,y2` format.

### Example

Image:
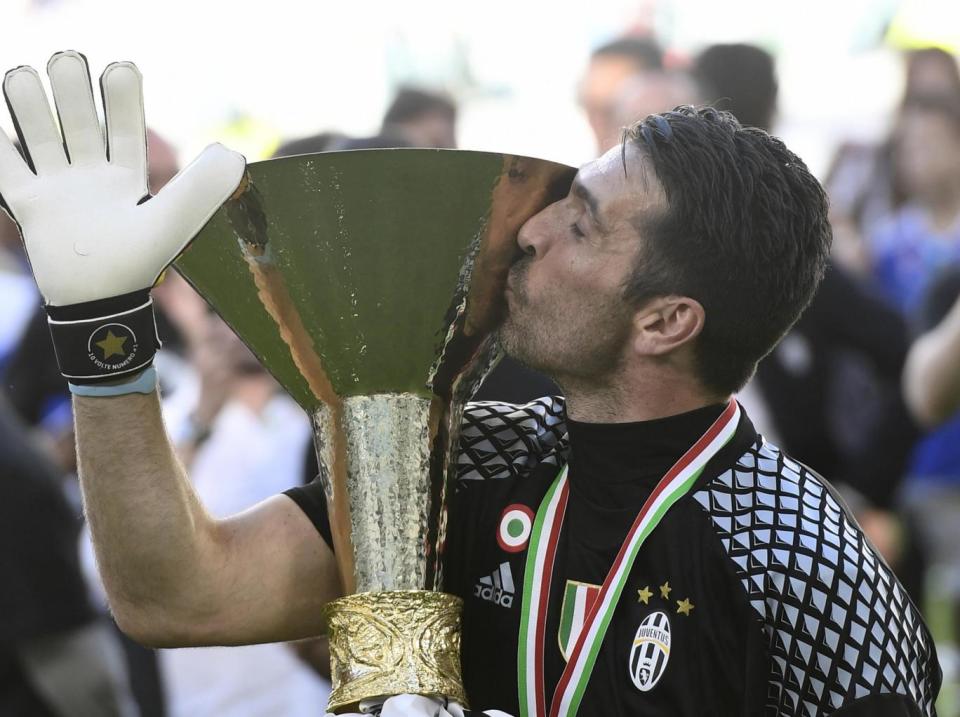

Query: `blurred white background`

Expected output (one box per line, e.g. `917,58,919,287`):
0,0,957,174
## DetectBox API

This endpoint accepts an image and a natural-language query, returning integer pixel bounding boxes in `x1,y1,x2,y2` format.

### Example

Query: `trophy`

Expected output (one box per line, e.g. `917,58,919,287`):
174,149,575,712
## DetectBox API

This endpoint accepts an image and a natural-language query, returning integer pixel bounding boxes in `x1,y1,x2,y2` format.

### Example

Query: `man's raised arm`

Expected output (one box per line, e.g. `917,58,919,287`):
0,51,340,647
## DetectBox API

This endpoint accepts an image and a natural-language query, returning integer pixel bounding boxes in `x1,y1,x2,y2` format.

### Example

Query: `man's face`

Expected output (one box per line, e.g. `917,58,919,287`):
499,143,667,384
896,109,960,199
580,56,647,153
404,112,457,149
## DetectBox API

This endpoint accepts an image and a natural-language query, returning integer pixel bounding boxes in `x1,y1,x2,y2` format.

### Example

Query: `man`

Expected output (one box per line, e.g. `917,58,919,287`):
905,269,960,426
691,44,927,598
692,43,779,131
378,86,457,149
0,52,941,716
578,35,667,153
607,70,697,143
78,308,333,715
0,395,138,716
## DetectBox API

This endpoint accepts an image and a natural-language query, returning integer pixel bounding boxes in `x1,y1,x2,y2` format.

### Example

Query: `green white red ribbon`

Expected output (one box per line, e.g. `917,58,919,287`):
517,400,740,717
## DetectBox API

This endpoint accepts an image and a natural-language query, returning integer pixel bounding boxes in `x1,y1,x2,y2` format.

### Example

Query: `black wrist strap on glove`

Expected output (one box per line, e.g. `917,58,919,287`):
45,288,162,384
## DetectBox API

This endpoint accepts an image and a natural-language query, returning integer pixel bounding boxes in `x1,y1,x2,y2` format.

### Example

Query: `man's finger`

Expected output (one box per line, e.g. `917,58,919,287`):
48,51,104,166
141,142,246,269
3,65,67,174
100,61,146,182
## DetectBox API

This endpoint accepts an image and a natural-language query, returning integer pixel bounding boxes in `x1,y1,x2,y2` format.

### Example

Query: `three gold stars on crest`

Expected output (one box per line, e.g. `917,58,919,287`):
637,581,694,616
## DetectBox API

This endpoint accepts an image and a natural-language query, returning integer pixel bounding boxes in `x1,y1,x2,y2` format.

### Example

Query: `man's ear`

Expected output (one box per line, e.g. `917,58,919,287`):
632,295,705,357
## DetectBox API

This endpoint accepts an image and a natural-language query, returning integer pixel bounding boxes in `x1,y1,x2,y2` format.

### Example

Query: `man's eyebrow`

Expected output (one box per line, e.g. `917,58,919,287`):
572,178,604,230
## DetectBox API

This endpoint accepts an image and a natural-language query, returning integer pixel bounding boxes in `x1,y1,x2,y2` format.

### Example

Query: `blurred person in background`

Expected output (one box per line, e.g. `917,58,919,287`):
378,87,457,149
867,94,960,317
904,270,960,427
2,128,188,717
305,87,457,153
273,132,346,158
904,47,960,106
78,294,332,716
826,47,960,272
899,262,960,684
691,43,927,599
578,35,665,153
692,43,778,130
1,394,137,716
608,69,697,137
854,52,960,678
892,269,960,659
0,151,36,378
0,138,71,463
276,88,453,157
330,134,413,150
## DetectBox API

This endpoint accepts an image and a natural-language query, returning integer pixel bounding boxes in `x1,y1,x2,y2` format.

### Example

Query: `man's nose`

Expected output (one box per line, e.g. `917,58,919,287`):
516,203,559,257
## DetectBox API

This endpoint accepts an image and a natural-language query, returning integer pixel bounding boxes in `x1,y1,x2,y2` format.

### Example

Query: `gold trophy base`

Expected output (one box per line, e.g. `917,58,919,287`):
323,590,467,713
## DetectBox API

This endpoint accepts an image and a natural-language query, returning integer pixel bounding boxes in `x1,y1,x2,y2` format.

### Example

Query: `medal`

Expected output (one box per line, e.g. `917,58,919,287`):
518,400,741,717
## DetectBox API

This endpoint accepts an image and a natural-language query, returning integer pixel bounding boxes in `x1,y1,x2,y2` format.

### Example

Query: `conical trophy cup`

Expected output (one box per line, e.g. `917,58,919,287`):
174,149,575,712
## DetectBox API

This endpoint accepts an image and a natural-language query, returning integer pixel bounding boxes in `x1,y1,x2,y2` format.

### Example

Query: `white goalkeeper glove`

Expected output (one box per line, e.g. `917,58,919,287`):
0,50,245,383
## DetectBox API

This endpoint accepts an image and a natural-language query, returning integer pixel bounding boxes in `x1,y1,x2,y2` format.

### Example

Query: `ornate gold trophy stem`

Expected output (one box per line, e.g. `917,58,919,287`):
323,591,467,713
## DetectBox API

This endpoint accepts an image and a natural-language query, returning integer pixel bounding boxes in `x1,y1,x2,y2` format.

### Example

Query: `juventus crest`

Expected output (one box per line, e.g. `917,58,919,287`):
629,611,671,692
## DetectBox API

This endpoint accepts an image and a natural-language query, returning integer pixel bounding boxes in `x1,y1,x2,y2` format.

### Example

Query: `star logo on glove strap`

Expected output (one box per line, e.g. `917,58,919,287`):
87,323,139,371
96,330,128,359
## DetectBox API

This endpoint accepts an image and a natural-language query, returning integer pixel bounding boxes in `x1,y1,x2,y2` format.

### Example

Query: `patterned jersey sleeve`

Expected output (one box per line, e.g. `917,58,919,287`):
456,396,568,484
693,439,941,716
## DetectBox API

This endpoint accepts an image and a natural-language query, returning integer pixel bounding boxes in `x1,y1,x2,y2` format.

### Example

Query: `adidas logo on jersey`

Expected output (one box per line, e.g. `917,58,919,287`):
474,562,515,608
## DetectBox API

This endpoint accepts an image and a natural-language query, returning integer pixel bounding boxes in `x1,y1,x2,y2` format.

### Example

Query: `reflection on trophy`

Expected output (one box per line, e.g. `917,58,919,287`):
175,149,575,712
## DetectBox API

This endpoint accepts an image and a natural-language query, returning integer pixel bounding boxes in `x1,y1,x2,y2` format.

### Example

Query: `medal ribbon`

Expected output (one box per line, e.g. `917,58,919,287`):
517,400,740,717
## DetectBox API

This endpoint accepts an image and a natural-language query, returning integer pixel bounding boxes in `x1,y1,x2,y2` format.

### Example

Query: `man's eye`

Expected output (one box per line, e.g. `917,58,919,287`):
569,223,585,238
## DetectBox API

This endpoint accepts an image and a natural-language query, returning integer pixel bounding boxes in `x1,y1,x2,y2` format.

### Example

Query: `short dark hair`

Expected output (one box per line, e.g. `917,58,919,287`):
622,107,831,395
591,36,664,72
382,88,456,128
272,132,345,158
693,43,778,131
329,134,413,151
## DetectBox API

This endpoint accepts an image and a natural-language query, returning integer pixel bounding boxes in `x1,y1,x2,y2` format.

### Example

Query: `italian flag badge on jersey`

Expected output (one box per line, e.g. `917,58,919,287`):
558,580,602,661
498,504,535,553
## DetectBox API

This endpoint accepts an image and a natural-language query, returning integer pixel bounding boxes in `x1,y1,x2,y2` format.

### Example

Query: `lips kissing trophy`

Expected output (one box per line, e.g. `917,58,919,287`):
175,147,575,711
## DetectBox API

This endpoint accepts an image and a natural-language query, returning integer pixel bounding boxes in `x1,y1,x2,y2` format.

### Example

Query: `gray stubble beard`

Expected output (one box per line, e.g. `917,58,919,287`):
499,292,633,390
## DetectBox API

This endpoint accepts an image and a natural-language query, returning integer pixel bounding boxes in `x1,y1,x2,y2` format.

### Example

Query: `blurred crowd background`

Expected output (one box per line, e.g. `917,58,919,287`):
3,0,960,715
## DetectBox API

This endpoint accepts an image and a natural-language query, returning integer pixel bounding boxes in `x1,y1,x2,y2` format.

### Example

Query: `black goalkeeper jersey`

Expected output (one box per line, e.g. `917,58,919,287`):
285,398,941,717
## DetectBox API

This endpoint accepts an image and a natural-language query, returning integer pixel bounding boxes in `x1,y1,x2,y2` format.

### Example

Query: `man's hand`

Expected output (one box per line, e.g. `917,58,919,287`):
327,695,512,717
0,51,244,382
857,507,905,567
0,53,341,650
904,293,960,426
1,50,244,305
